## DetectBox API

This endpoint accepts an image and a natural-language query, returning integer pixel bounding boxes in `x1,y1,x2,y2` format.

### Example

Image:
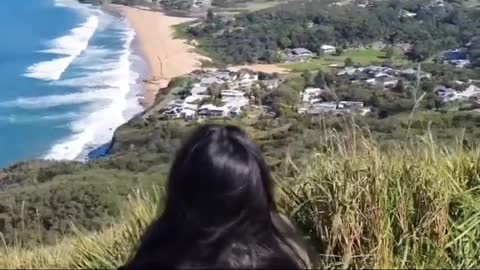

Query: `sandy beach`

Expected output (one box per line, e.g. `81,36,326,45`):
111,5,207,107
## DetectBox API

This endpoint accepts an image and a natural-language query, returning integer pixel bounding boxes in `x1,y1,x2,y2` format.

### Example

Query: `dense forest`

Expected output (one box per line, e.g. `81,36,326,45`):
187,0,480,64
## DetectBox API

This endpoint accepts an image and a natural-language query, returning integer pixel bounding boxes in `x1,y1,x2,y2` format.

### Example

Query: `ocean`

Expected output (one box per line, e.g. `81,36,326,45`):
0,0,145,168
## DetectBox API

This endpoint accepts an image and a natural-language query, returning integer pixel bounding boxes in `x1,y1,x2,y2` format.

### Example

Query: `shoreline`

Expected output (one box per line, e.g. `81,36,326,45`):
108,4,209,108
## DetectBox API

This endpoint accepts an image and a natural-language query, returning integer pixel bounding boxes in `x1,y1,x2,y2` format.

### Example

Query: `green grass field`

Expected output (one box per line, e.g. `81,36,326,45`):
281,49,408,72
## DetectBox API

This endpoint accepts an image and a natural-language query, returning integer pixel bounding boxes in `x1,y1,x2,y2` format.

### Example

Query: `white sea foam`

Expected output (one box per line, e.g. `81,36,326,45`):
0,112,80,124
43,23,143,161
53,0,69,7
24,15,99,81
0,90,113,109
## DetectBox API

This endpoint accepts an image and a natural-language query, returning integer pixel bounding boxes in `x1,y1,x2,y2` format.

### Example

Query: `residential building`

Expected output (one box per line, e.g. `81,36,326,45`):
458,85,480,99
399,9,417,18
198,104,229,118
339,101,364,109
320,45,336,54
200,76,225,86
435,86,458,102
302,87,326,104
443,49,470,67
306,102,338,115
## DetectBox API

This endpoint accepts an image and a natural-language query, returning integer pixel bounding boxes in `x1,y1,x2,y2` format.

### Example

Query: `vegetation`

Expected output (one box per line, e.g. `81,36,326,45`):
1,62,479,248
4,122,480,268
186,0,479,64
281,48,406,72
161,0,193,10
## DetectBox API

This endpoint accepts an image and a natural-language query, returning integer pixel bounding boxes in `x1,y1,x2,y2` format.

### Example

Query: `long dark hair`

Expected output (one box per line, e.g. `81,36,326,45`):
123,124,307,269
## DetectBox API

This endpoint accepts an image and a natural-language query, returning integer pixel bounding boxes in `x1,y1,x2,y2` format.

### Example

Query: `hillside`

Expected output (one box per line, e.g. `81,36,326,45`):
1,67,480,247
2,110,480,268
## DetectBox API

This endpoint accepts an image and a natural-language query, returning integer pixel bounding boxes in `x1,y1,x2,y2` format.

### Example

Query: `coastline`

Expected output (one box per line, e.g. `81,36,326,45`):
108,4,208,108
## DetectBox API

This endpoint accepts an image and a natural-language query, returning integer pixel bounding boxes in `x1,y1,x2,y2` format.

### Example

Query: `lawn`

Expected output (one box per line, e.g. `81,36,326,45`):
281,48,408,72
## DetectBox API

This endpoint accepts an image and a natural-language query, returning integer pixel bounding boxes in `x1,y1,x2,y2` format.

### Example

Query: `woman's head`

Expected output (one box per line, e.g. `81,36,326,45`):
124,124,307,269
164,124,275,230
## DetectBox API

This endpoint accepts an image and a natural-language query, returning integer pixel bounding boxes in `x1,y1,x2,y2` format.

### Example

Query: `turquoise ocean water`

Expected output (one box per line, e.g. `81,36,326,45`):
0,0,144,168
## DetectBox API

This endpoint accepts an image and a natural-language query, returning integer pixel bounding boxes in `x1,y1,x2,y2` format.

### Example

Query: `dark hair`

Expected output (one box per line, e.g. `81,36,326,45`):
123,124,308,269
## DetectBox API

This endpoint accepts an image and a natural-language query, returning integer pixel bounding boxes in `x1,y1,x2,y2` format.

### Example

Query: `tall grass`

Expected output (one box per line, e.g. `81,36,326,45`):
2,127,480,268
0,186,163,269
277,125,480,268
70,186,164,269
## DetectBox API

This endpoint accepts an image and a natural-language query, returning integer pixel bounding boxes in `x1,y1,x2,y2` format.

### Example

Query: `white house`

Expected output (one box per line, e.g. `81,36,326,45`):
399,9,417,18
198,104,229,118
200,76,225,86
458,85,480,99
306,102,338,115
338,67,365,76
221,89,244,97
184,94,209,104
320,45,336,54
237,72,259,88
302,88,324,104
435,86,459,102
339,101,364,109
180,107,197,119
190,85,208,95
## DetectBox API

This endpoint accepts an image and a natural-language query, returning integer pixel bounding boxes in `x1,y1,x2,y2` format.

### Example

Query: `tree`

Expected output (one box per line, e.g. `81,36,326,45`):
344,57,354,67
207,83,222,103
420,80,435,93
302,70,315,86
384,46,394,59
318,90,336,101
405,45,431,62
250,84,266,106
206,9,214,22
279,37,292,48
335,47,344,56
313,70,334,88
421,92,438,110
392,80,405,93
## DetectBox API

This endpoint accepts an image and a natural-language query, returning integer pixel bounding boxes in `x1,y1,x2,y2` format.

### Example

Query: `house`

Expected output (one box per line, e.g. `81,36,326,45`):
428,0,445,7
320,45,336,54
198,104,229,118
306,102,338,115
238,72,258,88
337,67,365,76
261,79,280,90
358,107,372,116
180,107,197,119
383,77,399,88
374,72,391,79
339,101,364,109
190,85,208,95
443,49,470,67
448,59,471,68
284,48,314,62
443,50,467,60
458,85,480,99
221,90,244,97
289,48,314,57
435,86,458,102
200,76,225,86
399,9,417,18
366,76,398,88
400,68,432,80
184,94,208,104
302,87,325,104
